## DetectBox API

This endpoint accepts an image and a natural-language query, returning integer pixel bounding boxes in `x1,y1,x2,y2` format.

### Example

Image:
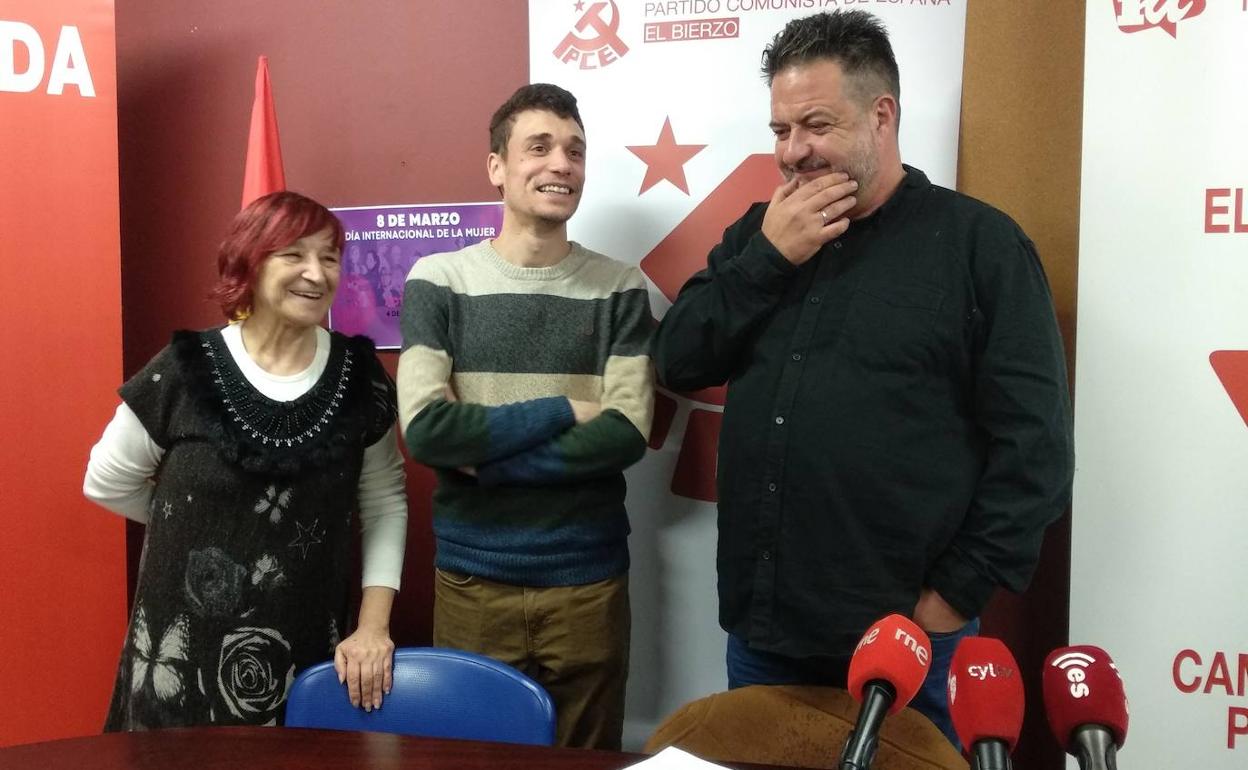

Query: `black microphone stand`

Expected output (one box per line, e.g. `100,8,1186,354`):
838,680,895,770
970,739,1012,770
1071,725,1118,770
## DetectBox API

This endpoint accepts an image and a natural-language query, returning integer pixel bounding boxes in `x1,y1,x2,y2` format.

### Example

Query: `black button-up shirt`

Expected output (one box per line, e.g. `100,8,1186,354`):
653,167,1074,660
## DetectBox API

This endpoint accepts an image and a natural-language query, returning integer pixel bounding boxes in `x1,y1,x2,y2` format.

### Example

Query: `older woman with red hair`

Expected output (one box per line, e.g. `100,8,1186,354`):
85,191,407,730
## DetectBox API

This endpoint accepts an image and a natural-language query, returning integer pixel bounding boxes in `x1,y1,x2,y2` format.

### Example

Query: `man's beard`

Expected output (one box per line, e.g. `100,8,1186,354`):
530,209,575,231
533,209,574,228
845,137,877,200
783,135,878,198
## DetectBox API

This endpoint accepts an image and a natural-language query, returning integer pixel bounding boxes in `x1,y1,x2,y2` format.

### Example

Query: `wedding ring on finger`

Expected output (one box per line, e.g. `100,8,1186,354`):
819,208,828,225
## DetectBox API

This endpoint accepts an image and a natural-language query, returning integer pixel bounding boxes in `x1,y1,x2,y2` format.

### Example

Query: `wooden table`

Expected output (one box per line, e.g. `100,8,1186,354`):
0,727,792,769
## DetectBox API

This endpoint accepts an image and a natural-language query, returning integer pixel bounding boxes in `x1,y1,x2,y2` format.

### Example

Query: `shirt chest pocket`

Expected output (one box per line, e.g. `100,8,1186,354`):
835,281,946,374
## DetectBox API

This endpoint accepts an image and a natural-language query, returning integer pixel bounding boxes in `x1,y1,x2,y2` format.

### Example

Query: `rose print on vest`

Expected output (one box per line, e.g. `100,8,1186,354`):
216,626,295,724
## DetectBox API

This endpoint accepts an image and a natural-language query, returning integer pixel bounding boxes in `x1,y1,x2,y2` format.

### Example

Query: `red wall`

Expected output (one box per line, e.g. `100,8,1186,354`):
0,0,128,747
115,0,530,647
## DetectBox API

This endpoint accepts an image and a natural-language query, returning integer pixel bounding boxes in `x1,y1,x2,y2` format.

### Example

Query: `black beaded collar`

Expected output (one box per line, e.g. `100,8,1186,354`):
173,329,373,476
203,333,352,449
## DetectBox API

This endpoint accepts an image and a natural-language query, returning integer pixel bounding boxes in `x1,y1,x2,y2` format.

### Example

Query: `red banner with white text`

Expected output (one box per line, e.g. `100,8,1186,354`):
0,0,126,746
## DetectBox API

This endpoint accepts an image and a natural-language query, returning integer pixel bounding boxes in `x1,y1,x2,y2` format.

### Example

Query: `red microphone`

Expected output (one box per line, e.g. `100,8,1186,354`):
947,637,1024,770
839,614,932,770
1042,646,1129,770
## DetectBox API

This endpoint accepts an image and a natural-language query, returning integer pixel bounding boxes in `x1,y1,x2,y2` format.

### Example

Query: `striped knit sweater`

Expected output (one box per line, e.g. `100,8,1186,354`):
398,239,654,586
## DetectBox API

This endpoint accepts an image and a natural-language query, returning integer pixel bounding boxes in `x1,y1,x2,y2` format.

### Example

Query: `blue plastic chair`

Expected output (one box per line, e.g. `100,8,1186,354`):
284,647,556,746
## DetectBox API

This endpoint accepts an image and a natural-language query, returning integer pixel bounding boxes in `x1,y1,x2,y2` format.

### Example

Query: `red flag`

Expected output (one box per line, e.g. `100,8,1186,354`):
240,56,285,209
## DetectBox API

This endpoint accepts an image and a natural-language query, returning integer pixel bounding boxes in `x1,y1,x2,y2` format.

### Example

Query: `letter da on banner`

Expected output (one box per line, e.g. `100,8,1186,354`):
1,20,96,96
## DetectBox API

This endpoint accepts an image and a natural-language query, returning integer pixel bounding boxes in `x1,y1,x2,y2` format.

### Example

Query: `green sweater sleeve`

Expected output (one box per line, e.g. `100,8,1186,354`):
475,409,646,486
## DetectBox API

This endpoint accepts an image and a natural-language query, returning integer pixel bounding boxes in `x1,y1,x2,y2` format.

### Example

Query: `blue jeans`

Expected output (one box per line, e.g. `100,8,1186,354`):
726,619,979,750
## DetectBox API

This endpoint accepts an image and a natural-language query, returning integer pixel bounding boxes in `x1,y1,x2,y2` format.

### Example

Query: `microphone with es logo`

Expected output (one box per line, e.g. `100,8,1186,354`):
1042,645,1129,770
839,614,931,770
947,637,1024,770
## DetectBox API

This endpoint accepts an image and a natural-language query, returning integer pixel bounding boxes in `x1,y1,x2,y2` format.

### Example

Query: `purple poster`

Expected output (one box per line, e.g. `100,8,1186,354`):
328,201,503,349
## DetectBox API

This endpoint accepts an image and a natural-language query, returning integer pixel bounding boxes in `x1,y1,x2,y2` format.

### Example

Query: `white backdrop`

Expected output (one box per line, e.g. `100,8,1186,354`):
529,0,968,747
1073,1,1248,766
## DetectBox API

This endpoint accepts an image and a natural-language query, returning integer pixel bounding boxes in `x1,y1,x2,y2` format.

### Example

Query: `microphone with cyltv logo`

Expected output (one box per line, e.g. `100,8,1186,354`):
947,637,1024,770
1042,645,1129,770
838,614,931,770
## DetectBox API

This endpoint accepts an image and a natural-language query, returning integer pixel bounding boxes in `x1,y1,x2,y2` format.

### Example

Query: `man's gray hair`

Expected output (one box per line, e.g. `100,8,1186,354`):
761,10,900,109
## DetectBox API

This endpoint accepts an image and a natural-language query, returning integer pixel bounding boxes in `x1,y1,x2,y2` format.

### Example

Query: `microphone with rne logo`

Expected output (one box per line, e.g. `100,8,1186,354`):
947,637,1024,770
1042,645,1129,770
839,614,932,770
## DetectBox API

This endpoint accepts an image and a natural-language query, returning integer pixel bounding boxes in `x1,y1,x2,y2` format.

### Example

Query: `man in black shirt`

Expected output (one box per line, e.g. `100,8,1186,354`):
651,10,1073,745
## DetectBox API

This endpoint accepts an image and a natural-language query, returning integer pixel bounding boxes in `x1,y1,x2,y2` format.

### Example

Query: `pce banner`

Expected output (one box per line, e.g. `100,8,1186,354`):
530,0,968,746
1073,1,1248,766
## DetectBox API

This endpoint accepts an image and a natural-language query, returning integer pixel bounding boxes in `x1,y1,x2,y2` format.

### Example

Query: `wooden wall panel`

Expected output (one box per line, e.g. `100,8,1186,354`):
961,3,1085,768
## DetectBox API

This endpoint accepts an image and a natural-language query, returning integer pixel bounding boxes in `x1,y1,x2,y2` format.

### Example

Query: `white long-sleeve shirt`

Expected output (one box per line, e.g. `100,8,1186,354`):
84,324,407,589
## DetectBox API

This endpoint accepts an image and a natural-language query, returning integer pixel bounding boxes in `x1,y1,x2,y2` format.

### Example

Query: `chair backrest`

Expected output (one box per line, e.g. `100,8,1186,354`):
284,647,556,746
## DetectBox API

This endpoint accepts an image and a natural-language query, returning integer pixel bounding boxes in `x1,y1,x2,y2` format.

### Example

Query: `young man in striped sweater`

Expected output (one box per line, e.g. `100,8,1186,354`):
397,84,654,750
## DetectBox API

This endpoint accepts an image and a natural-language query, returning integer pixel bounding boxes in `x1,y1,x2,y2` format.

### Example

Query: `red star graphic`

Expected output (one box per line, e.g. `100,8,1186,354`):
574,0,585,10
626,117,707,195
